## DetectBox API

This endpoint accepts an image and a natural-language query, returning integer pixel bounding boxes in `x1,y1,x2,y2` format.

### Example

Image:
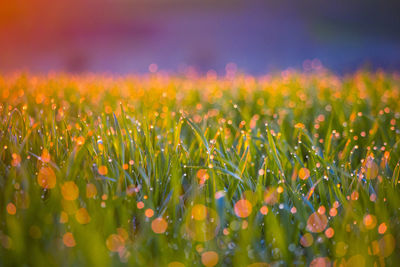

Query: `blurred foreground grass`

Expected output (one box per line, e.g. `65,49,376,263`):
0,70,400,266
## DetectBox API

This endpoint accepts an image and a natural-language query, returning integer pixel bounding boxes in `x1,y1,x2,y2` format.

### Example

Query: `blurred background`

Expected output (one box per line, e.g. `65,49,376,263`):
1,0,400,75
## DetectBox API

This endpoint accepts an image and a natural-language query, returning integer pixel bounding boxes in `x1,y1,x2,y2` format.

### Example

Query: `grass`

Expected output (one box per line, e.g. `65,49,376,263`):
0,70,399,266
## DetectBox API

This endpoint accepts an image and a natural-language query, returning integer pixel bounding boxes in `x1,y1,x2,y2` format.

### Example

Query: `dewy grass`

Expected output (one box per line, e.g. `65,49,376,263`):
0,70,399,266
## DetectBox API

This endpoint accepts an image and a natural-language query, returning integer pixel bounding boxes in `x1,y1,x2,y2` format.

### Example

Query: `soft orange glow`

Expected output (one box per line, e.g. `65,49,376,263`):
11,153,21,167
325,227,334,238
145,208,154,218
137,201,144,209
151,218,168,234
6,203,16,215
310,257,330,267
98,165,108,176
41,149,51,163
61,181,79,201
106,234,125,252
63,232,76,247
307,212,328,233
363,214,377,230
201,251,219,267
37,167,56,189
298,168,310,180
196,169,209,185
75,208,91,224
234,199,252,218
76,136,85,146
260,206,268,215
378,223,387,234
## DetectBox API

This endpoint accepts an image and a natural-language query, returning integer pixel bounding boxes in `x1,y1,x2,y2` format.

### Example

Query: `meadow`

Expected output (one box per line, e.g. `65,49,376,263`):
0,70,399,266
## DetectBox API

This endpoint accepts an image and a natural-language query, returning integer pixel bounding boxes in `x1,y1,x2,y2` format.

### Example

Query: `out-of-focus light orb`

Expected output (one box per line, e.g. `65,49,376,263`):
306,212,328,233
234,199,252,218
37,167,57,189
98,165,108,176
61,181,79,201
192,204,208,221
63,232,76,247
106,234,125,252
185,206,220,242
145,208,154,218
6,203,16,215
75,208,91,224
201,251,219,267
298,168,310,180
151,218,168,234
310,257,330,267
300,233,313,247
378,234,395,258
363,214,377,230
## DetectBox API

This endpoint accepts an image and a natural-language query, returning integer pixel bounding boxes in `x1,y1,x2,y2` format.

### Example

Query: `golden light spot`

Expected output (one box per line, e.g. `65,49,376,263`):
300,233,313,247
29,225,42,239
299,168,310,180
151,218,168,234
201,251,219,267
329,208,337,217
37,167,56,189
11,153,21,167
192,204,208,220
98,165,108,176
106,234,125,252
310,257,330,267
234,199,253,218
317,206,326,215
196,244,204,253
351,191,359,201
197,169,209,185
335,241,348,257
186,207,220,242
60,211,69,223
41,149,51,163
168,262,185,267
277,186,284,194
6,203,16,215
325,227,334,238
61,181,79,201
123,163,129,170
145,208,154,218
363,214,377,230
260,206,269,215
378,234,395,258
307,212,328,233
75,208,91,224
294,123,305,129
63,232,76,247
378,223,387,234
86,183,97,198
76,136,85,146
137,201,144,209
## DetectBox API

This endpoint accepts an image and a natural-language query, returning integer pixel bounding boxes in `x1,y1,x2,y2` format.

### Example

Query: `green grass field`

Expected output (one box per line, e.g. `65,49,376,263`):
0,70,399,266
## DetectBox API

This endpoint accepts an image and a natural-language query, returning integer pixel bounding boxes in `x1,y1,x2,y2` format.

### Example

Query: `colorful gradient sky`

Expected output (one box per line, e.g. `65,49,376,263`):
1,0,400,74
